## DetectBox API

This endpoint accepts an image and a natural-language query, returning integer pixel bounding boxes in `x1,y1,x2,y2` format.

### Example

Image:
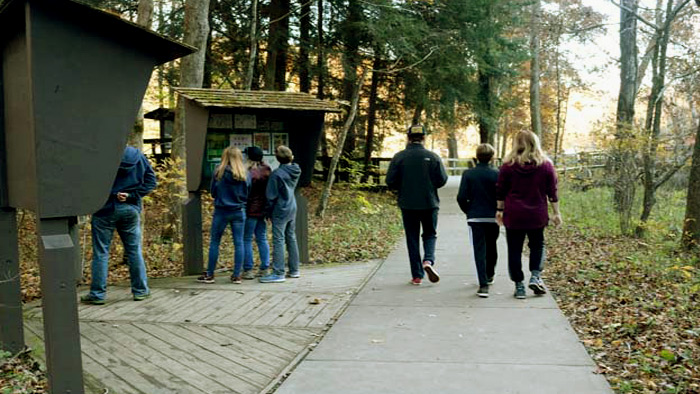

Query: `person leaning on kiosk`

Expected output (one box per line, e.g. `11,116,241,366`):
81,146,156,305
386,124,448,285
495,130,562,299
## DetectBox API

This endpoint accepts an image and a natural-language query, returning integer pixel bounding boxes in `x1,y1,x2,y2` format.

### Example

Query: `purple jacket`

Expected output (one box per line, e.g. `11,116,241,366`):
496,160,558,230
246,163,272,218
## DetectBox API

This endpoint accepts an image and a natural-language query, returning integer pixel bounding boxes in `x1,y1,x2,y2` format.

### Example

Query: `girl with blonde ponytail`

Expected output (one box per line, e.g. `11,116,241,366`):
198,146,250,284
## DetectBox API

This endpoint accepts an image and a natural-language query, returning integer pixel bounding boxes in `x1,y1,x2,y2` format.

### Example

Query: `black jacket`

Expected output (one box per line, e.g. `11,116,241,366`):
457,162,498,219
385,143,448,210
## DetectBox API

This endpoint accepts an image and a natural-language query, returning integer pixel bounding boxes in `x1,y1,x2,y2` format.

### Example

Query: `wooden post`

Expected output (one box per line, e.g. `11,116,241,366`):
37,217,85,394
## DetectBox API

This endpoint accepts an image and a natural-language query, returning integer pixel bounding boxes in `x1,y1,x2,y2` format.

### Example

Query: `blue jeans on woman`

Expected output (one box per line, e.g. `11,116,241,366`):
271,215,299,276
243,216,270,271
207,208,246,277
89,203,149,300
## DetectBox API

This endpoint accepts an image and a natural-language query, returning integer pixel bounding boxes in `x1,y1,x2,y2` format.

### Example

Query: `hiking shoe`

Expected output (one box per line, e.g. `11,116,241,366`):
80,294,105,305
133,292,151,301
230,275,243,284
259,274,286,283
529,275,547,295
487,276,495,285
411,277,422,285
256,268,269,277
514,282,526,299
423,261,440,283
242,270,255,280
196,273,215,284
286,271,300,278
477,285,489,298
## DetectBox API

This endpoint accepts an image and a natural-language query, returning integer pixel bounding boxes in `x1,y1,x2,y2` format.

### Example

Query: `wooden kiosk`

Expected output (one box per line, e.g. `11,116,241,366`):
176,88,341,275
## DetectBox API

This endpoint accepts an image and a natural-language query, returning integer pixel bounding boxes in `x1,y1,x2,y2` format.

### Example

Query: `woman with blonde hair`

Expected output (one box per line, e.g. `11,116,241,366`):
198,146,250,284
496,130,561,299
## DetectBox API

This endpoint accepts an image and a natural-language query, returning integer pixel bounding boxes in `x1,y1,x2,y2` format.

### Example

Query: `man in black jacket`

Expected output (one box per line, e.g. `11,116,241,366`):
457,143,499,298
386,124,448,285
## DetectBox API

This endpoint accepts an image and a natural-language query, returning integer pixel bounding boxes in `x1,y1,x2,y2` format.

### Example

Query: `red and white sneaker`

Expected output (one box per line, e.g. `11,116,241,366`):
423,261,440,283
411,278,422,285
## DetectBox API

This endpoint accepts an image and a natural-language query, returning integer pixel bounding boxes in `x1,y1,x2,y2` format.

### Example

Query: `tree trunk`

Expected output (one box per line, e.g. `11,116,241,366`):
682,120,700,249
340,0,362,158
412,104,423,125
636,0,675,237
299,0,311,93
613,0,638,235
316,0,329,159
244,0,259,90
361,55,382,183
447,131,458,174
127,0,155,150
316,69,368,218
477,69,495,144
529,0,543,138
264,0,290,91
167,0,210,241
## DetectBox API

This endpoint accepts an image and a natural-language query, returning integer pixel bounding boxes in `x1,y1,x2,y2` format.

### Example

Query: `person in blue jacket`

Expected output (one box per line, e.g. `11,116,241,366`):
198,146,250,284
81,146,156,305
386,124,448,285
457,143,500,298
259,145,301,283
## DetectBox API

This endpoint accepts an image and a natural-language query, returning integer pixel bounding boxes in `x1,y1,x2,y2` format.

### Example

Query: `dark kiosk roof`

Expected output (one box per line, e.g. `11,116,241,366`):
175,88,342,113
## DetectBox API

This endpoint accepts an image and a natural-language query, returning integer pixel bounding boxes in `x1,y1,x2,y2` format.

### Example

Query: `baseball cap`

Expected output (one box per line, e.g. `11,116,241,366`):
244,146,263,161
407,124,425,135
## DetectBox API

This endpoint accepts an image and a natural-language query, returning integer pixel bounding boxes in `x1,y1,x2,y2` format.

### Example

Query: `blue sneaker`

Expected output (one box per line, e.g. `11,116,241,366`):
286,271,300,278
259,274,286,283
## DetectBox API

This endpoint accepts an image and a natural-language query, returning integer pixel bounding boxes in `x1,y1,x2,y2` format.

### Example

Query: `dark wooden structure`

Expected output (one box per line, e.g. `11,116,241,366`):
176,88,341,275
143,107,174,162
0,0,192,392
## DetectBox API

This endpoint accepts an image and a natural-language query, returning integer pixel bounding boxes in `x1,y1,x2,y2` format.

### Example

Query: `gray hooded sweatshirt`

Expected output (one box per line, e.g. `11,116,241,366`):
265,163,301,221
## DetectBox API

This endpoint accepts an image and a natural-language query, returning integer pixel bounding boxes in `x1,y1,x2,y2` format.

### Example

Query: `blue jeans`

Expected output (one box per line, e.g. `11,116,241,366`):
271,215,299,276
207,208,246,277
89,203,149,300
401,208,438,279
243,216,270,271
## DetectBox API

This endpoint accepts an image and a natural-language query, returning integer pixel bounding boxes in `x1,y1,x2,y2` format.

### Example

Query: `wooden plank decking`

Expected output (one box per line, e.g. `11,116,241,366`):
23,261,379,394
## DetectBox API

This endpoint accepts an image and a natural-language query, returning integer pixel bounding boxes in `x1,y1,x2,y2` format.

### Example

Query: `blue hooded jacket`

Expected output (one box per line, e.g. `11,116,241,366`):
94,146,157,216
210,166,250,211
265,163,301,220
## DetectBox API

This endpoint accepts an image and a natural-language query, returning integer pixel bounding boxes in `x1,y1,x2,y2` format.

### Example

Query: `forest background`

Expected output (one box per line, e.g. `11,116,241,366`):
2,0,700,393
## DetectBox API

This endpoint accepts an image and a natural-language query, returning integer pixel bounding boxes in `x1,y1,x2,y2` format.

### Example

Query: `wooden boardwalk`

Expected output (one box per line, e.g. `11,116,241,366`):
23,261,379,394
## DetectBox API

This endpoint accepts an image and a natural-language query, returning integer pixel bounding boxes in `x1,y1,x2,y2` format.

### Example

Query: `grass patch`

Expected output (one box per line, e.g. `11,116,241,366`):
547,181,700,393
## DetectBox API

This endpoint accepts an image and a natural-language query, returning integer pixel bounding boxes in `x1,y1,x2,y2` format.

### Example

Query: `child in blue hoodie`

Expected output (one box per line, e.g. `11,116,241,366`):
260,145,301,283
198,146,250,284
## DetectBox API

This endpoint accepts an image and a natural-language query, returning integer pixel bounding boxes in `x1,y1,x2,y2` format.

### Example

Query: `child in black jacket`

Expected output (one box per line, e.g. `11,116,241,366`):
457,144,499,298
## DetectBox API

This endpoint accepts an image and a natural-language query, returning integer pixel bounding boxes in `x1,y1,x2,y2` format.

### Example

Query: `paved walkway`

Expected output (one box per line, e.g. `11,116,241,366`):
275,176,614,394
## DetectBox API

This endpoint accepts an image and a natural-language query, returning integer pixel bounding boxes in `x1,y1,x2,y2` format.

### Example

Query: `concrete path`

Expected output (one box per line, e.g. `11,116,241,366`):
275,176,613,394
